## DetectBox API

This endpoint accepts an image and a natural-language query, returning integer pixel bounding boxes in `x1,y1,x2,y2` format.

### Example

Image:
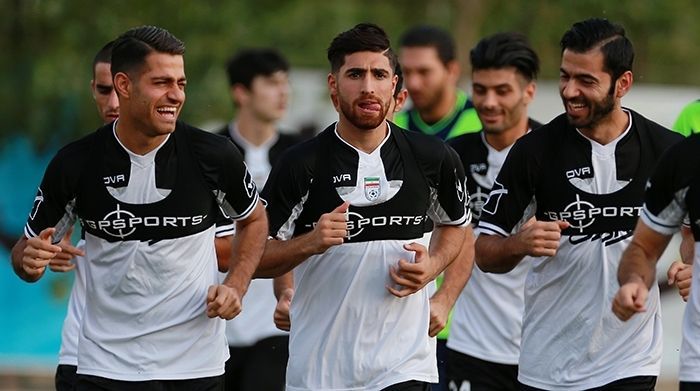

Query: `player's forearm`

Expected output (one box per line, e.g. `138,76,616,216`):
429,225,467,275
681,225,695,265
273,271,294,300
617,241,658,288
431,228,474,306
255,234,319,278
475,234,526,273
223,203,267,295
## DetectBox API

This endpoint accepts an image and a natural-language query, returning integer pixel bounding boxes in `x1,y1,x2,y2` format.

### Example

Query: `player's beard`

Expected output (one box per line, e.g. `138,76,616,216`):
562,88,615,130
339,95,390,130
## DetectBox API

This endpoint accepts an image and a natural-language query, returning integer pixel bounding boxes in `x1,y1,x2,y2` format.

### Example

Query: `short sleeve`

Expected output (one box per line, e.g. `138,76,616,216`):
261,146,314,240
427,144,470,226
640,146,690,235
478,139,537,237
24,151,80,243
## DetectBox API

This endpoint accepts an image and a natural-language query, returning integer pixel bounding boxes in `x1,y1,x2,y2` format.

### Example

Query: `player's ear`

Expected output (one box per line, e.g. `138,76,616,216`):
114,72,131,99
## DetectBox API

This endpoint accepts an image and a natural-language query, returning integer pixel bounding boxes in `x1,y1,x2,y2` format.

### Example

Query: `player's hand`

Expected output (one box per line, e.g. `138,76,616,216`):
612,276,648,321
514,219,569,257
274,288,294,331
48,227,84,273
22,228,62,279
668,261,692,302
387,242,438,298
428,294,450,337
309,201,349,254
206,284,243,320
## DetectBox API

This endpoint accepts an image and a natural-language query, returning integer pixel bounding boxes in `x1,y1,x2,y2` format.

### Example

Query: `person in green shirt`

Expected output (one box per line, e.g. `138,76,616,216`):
673,99,700,136
396,25,481,140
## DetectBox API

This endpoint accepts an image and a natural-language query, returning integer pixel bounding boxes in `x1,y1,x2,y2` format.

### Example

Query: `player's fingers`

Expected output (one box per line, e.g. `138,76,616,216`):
667,261,685,284
386,284,417,298
332,201,350,214
61,244,85,257
39,227,56,241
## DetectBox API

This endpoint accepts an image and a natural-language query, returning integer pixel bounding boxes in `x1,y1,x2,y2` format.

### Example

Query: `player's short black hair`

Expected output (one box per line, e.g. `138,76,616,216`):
111,25,185,77
470,32,539,82
560,18,634,82
225,48,289,88
92,40,115,77
327,23,397,74
399,25,456,66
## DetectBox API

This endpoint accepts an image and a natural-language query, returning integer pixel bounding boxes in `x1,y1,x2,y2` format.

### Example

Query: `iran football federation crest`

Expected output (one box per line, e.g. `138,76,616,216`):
364,177,381,201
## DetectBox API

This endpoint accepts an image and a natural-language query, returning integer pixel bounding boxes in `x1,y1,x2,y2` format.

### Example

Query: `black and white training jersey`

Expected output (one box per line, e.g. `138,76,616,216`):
24,121,259,381
262,121,469,391
641,134,700,382
446,119,540,365
217,122,301,347
478,109,681,389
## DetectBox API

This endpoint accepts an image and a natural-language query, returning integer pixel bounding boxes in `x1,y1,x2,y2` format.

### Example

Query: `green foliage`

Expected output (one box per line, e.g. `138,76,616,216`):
1,0,699,145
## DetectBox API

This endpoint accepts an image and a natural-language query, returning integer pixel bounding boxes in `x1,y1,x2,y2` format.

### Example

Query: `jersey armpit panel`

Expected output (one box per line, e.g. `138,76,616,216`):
24,132,96,241
188,126,259,221
477,133,539,237
642,135,700,236
404,132,470,226
260,138,317,240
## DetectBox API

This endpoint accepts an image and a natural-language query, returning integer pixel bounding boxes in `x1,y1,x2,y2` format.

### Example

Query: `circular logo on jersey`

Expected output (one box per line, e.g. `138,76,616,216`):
346,211,366,238
101,205,138,238
562,196,597,231
469,186,489,220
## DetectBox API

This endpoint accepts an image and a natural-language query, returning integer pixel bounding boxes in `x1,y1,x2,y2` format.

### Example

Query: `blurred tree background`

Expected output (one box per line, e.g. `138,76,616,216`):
1,0,699,146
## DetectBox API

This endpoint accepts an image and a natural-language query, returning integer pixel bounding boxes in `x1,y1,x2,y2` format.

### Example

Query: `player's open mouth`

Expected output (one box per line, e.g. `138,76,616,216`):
157,106,178,119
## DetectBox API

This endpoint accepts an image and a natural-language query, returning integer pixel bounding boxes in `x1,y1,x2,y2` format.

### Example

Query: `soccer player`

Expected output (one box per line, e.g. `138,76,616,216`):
395,25,481,140
216,47,299,391
11,25,267,389
446,32,541,391
258,23,471,390
474,18,681,390
51,40,119,391
613,133,700,390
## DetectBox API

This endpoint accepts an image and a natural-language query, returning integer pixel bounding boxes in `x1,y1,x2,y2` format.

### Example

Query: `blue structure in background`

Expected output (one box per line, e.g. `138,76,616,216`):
0,137,69,370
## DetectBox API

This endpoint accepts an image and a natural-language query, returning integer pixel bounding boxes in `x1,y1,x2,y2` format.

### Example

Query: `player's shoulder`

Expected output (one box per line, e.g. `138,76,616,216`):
178,121,240,160
628,109,683,150
511,113,568,153
661,132,700,167
447,130,483,150
52,124,109,168
396,122,450,160
277,131,320,166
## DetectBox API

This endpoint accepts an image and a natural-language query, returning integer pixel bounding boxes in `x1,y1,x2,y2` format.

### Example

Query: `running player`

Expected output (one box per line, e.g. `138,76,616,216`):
446,32,540,391
395,25,481,140
474,18,682,390
51,40,119,391
216,47,299,391
257,23,471,390
11,25,267,389
612,134,700,391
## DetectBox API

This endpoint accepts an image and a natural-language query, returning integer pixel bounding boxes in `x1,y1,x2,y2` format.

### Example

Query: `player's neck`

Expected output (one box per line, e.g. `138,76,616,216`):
336,118,388,154
484,116,529,151
578,106,629,145
114,117,169,156
235,111,277,147
418,86,456,125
